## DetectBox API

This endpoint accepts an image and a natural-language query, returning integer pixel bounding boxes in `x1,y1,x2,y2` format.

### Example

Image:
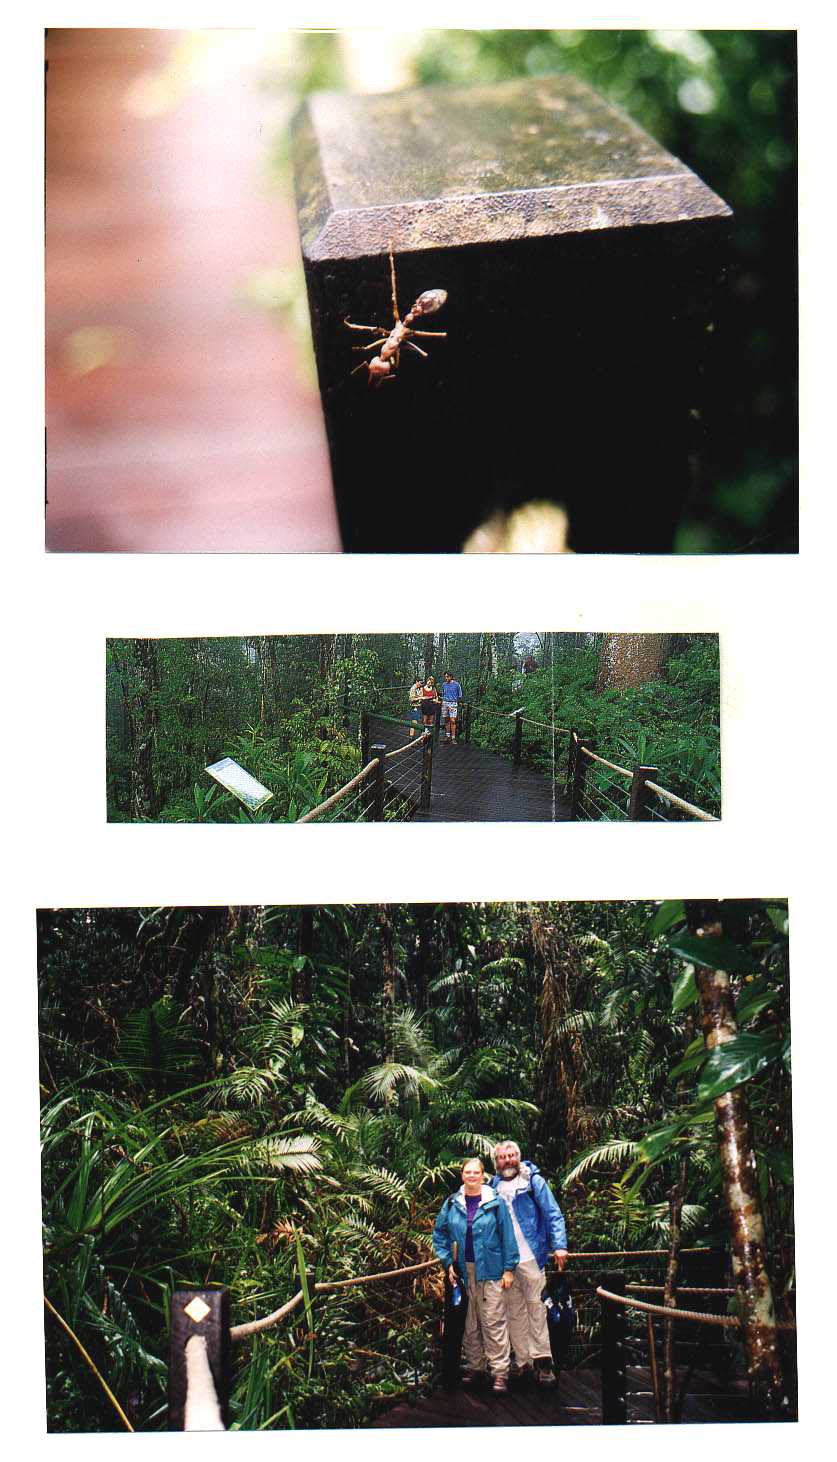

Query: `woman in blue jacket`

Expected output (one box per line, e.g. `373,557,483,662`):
432,1157,519,1392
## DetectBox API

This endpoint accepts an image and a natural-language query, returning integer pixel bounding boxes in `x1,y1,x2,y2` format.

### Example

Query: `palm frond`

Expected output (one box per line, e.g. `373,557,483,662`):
564,1138,640,1187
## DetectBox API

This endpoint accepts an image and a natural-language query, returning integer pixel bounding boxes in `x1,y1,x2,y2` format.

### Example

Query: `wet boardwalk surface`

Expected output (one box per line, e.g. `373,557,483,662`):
371,1368,751,1428
46,29,338,552
367,716,569,823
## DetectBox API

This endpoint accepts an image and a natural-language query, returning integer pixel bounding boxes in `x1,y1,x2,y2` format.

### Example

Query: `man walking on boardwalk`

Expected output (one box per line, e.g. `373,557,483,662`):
491,1140,568,1385
441,671,463,744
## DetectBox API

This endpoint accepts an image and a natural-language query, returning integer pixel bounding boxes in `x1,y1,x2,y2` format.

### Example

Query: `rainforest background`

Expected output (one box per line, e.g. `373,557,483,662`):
105,632,721,823
39,898,792,1431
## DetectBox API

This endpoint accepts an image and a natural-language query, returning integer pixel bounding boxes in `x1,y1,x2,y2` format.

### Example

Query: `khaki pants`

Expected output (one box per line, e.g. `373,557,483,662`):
503,1258,551,1367
462,1263,511,1377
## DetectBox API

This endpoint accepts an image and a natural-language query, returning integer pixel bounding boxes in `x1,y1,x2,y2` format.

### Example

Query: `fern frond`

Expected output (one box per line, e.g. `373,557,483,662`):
564,1139,639,1187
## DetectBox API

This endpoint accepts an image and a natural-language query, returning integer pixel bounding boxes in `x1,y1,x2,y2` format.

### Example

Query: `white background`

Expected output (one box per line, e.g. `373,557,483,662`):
4,2,835,1457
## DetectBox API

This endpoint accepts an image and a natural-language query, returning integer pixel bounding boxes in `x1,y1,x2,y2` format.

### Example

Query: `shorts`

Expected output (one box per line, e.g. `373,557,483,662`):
408,705,421,721
442,701,458,719
421,702,437,718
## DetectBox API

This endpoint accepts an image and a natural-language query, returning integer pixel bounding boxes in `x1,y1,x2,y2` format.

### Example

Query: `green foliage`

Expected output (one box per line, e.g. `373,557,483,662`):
109,634,720,823
411,30,796,552
39,900,791,1430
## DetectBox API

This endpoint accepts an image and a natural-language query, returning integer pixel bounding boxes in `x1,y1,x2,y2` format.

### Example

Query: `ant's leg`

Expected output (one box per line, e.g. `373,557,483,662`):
352,341,384,353
405,341,429,359
408,329,447,338
350,361,370,377
388,242,400,323
344,320,387,335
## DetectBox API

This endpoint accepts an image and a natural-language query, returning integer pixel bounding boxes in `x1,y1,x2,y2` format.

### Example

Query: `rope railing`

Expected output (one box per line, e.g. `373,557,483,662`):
596,1285,796,1331
229,1250,714,1339
385,730,430,761
295,758,379,824
644,781,719,822
227,1258,438,1341
580,746,633,779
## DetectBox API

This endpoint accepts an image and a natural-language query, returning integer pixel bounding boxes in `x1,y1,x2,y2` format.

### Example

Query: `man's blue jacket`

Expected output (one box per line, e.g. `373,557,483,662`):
490,1161,567,1269
432,1185,520,1289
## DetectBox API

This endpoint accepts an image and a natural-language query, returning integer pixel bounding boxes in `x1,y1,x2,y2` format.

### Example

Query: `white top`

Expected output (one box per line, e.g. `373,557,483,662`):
497,1175,536,1264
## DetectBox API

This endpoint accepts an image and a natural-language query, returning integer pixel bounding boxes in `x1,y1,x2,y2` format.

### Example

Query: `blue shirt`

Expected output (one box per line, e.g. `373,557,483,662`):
442,680,462,702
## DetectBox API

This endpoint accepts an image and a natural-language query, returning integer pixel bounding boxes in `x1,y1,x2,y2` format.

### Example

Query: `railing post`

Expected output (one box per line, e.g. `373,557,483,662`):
342,679,350,730
600,1271,628,1425
565,729,578,792
420,730,434,813
513,710,523,766
434,703,442,746
169,1287,230,1431
629,764,658,820
370,743,386,822
292,78,729,553
360,710,370,767
464,703,472,743
570,736,593,820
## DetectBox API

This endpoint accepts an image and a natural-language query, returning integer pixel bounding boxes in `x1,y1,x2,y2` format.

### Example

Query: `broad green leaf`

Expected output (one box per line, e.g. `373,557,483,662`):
736,980,781,1026
672,966,697,1012
668,932,755,973
649,900,685,936
766,906,789,936
763,1146,794,1186
696,1032,783,1102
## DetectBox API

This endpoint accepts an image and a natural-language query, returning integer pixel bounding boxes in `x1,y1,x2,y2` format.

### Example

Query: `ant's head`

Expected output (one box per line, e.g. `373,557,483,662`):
411,289,447,318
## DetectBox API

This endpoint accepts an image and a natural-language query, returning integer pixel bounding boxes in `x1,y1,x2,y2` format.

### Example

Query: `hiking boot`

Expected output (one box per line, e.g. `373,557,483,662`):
535,1362,557,1386
461,1371,482,1388
491,1375,509,1393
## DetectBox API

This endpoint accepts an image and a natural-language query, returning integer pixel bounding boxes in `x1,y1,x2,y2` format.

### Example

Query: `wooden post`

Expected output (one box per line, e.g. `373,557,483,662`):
570,737,593,820
513,710,524,766
292,76,729,553
433,702,442,745
565,729,578,793
463,703,472,743
420,730,434,813
342,679,350,730
360,710,370,768
370,743,386,822
600,1271,628,1425
169,1287,230,1431
629,764,658,820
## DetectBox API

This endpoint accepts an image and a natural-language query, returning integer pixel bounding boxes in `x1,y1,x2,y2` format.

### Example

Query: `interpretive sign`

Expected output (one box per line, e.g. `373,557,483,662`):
204,757,273,811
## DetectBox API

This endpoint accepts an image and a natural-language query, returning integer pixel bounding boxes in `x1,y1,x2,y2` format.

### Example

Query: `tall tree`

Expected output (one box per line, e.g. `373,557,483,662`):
596,633,672,692
685,901,790,1420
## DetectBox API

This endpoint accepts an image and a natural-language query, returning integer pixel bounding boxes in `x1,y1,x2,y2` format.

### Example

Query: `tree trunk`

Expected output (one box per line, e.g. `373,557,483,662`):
662,1157,687,1421
294,907,314,1004
686,902,790,1420
124,638,161,819
379,905,396,1065
422,634,435,681
595,634,672,693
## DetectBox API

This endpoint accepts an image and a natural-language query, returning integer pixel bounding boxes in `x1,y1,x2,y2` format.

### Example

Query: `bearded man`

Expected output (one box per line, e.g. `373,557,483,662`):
490,1140,569,1385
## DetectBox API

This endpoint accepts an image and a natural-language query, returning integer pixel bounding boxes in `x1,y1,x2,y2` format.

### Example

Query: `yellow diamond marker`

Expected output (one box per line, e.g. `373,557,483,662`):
183,1297,211,1324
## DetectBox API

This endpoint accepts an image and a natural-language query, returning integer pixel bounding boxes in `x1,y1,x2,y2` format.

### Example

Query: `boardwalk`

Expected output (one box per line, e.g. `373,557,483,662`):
371,1369,752,1428
46,29,338,552
365,716,569,823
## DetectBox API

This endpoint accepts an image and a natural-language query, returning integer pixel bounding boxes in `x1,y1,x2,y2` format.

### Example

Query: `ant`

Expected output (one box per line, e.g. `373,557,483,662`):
344,243,447,386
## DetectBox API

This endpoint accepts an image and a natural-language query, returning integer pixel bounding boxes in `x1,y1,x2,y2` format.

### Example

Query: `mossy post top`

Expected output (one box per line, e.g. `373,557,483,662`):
293,74,731,263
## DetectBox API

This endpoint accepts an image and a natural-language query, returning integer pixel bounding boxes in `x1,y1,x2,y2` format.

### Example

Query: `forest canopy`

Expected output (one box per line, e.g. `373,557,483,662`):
106,633,720,823
39,899,791,1430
